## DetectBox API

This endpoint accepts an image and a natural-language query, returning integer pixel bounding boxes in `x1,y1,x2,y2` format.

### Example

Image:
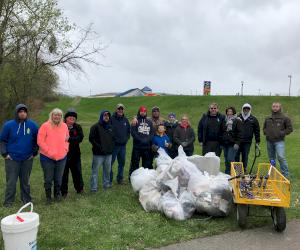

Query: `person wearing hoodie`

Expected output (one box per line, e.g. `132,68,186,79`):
263,102,293,178
164,113,179,158
38,108,69,204
0,104,38,207
109,104,130,185
173,115,195,156
198,103,225,156
235,103,260,172
61,108,84,197
89,110,114,191
129,106,154,176
222,106,243,175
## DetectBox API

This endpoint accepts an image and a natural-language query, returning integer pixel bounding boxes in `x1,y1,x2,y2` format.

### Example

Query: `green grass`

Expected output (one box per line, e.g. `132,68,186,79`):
0,95,299,249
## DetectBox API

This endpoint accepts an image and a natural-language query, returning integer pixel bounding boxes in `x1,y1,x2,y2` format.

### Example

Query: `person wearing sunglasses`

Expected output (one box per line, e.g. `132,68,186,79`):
109,104,130,185
198,103,225,156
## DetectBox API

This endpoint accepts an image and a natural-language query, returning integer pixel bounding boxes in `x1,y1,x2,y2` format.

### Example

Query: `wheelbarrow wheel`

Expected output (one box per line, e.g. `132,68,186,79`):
271,207,286,232
237,204,248,228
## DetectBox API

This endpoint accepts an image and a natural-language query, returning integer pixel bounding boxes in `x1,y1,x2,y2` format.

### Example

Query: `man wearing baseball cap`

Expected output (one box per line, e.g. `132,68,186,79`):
110,103,130,185
129,106,154,177
151,106,165,131
0,104,38,207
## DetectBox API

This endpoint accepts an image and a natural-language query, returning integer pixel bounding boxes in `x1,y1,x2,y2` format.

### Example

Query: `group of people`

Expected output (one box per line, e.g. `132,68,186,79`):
0,101,293,207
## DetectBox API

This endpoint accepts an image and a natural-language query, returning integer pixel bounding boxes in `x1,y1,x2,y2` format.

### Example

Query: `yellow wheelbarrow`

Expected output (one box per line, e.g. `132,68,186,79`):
229,162,290,232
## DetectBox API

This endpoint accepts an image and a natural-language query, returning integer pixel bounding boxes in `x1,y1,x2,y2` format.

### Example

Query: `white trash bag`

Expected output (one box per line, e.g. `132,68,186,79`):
130,167,158,193
179,190,196,219
139,181,162,212
187,153,220,176
160,191,185,221
155,148,172,172
187,172,210,196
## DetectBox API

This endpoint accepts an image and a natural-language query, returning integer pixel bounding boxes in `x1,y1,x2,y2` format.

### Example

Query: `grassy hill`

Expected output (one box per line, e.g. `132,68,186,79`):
0,95,299,249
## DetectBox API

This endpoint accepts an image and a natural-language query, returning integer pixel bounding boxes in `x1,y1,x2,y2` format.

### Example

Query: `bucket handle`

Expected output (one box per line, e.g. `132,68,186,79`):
17,202,33,215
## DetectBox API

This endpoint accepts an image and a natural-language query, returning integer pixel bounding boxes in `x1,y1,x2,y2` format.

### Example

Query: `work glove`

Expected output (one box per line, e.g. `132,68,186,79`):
233,144,239,150
151,145,159,152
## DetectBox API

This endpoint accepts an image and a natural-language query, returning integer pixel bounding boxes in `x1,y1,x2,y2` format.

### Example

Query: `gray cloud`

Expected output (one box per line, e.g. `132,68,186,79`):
57,0,300,96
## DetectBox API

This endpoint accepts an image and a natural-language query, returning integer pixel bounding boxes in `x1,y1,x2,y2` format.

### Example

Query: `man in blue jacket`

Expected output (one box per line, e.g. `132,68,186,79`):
110,104,130,185
0,104,39,207
129,106,154,177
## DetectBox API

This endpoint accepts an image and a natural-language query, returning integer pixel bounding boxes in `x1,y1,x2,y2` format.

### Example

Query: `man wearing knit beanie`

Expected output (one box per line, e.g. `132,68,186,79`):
165,112,179,158
61,108,84,197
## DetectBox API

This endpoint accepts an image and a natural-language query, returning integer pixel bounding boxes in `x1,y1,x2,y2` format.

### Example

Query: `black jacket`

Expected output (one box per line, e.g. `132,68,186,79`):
237,114,260,144
89,111,114,155
164,121,178,143
111,113,130,145
173,125,195,153
198,112,225,144
67,123,84,158
222,117,243,146
131,113,154,149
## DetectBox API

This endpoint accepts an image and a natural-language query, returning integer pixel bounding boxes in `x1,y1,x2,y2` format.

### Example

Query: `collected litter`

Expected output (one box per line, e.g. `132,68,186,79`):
131,147,233,220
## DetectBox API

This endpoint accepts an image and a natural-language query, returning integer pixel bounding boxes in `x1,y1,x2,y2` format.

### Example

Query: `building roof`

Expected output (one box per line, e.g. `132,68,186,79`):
116,88,145,97
141,86,152,92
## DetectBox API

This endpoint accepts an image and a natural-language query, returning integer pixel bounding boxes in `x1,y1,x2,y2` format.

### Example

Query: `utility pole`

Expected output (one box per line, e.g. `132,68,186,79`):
288,75,292,96
241,81,244,96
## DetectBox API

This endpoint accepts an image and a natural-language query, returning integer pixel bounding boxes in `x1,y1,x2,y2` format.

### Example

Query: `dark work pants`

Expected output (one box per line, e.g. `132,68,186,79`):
202,141,222,156
41,158,66,198
4,158,33,205
129,147,153,176
235,142,252,172
61,156,84,195
110,144,126,184
168,148,178,159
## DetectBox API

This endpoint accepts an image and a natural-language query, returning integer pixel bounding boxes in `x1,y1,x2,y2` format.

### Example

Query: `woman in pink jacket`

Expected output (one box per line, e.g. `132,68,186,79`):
38,108,69,204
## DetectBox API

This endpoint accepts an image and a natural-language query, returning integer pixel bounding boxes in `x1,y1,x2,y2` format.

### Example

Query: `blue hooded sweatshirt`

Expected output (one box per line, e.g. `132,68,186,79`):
0,104,39,161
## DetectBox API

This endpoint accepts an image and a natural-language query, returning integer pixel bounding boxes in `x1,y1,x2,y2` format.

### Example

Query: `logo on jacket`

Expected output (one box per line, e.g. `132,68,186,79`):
138,122,150,135
27,128,31,134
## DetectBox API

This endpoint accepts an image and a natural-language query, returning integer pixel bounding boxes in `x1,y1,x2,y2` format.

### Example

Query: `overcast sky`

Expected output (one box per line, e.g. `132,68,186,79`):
57,0,300,96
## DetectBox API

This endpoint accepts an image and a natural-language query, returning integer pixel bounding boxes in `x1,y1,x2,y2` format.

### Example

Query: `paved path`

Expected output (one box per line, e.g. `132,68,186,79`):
156,220,300,250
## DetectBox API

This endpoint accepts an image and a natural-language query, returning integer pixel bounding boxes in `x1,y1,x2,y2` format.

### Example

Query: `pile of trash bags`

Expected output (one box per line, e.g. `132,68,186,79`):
130,146,233,220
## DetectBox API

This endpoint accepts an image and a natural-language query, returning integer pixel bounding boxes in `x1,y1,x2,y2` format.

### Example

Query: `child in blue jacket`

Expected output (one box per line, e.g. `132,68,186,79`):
152,123,172,157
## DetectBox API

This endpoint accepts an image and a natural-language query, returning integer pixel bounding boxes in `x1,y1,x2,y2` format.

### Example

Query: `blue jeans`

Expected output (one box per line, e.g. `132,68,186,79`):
40,158,66,197
90,154,112,191
223,145,238,175
267,140,289,178
110,145,126,184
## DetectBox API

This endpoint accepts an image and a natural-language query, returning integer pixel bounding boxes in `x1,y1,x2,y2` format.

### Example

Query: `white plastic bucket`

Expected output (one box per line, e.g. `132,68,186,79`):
1,202,39,250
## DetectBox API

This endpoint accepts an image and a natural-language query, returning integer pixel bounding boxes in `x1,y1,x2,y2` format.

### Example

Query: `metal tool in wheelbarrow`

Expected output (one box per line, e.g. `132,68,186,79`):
262,160,276,189
228,174,257,199
248,144,261,175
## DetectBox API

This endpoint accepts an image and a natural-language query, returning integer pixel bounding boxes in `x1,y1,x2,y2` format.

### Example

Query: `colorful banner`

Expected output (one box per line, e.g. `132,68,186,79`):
203,81,211,96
